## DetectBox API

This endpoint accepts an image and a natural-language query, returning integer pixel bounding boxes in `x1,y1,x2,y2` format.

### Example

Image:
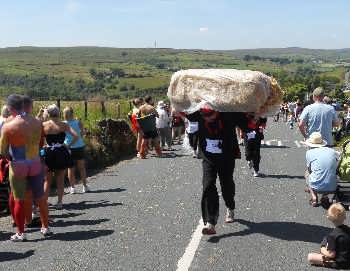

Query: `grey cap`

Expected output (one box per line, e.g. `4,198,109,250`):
313,87,324,97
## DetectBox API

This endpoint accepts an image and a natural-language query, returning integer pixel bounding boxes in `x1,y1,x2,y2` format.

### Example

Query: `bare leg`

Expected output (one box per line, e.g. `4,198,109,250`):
309,187,318,206
36,197,49,228
136,132,142,152
44,172,53,200
67,167,76,188
76,159,87,186
56,170,65,204
24,190,33,225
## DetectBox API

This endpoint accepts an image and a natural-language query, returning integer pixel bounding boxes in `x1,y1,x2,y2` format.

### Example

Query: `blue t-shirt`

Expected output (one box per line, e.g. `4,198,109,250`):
306,147,337,192
64,119,85,148
300,103,338,145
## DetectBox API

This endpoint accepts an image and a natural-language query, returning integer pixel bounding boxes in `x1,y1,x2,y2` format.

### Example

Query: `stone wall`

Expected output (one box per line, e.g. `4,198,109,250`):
84,119,136,169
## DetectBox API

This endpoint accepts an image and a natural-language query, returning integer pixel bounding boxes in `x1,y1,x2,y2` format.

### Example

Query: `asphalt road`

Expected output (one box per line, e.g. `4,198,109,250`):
0,119,346,271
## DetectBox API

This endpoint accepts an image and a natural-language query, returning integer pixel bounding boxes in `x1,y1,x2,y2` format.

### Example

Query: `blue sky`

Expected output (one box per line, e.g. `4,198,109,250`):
0,0,349,49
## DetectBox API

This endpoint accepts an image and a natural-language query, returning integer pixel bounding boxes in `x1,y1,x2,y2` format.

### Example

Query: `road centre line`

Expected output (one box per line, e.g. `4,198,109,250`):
176,219,204,271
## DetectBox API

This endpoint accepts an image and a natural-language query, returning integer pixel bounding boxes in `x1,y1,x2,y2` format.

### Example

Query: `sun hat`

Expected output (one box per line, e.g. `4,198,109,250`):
305,132,327,148
157,101,166,108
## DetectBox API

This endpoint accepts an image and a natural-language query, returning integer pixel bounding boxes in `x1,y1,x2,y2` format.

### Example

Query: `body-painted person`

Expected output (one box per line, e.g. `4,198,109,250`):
0,94,49,241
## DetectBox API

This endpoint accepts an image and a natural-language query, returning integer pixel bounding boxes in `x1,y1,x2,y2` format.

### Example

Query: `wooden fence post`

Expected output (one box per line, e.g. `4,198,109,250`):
101,101,106,117
84,100,88,120
56,99,61,117
116,102,121,119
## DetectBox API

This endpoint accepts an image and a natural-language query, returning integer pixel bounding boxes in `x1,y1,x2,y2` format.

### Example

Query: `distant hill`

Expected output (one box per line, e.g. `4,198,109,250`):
0,46,348,100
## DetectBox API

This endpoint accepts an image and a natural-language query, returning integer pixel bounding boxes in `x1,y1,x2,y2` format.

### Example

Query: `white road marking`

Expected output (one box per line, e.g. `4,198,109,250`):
294,140,301,148
177,219,204,271
265,140,271,146
277,140,282,147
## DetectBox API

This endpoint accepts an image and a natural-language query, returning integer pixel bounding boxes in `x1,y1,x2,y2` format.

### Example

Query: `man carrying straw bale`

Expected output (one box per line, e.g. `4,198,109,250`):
168,69,283,235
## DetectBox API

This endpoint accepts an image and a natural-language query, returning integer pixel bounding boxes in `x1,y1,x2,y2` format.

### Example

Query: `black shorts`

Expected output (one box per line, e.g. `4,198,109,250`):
70,147,85,162
44,146,73,171
143,130,158,139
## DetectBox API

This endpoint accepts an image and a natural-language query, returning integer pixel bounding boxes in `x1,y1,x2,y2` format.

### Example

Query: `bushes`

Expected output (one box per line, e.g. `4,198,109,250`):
84,119,136,169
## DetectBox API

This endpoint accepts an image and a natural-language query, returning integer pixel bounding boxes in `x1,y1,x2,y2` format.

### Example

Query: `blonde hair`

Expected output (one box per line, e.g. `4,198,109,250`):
63,106,74,120
46,104,60,118
327,203,346,226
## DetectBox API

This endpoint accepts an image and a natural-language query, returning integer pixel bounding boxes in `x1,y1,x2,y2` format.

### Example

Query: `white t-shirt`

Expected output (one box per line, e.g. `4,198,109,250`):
156,108,170,129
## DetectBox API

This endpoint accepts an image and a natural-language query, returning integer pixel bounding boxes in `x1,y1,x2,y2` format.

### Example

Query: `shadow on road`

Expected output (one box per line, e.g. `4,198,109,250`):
51,218,109,228
263,174,304,180
36,229,114,242
261,145,290,149
49,212,85,219
0,250,35,262
0,231,11,241
64,200,123,211
89,188,126,194
208,219,331,244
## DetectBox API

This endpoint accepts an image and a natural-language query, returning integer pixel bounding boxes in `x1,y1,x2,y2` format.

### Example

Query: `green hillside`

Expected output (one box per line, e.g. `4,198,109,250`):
0,46,348,101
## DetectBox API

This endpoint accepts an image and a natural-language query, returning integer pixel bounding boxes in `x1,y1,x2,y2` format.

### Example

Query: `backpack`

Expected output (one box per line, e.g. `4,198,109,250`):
337,140,350,182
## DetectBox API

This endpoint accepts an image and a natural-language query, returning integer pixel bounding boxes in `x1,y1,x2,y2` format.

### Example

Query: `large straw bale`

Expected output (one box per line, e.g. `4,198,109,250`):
167,69,283,114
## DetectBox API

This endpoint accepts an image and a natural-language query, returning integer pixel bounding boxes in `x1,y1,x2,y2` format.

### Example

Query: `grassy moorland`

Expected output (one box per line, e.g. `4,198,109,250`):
0,46,349,103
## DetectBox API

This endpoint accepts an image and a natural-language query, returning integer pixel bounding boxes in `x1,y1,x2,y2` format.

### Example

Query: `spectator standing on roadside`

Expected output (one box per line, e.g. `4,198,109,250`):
128,98,144,157
138,95,162,158
298,87,339,146
171,110,184,144
0,105,10,132
63,106,89,194
42,104,78,209
0,95,50,241
156,101,172,151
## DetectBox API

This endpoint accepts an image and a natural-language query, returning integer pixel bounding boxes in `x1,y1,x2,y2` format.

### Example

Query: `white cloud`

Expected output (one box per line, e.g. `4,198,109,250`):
65,1,80,14
199,27,209,33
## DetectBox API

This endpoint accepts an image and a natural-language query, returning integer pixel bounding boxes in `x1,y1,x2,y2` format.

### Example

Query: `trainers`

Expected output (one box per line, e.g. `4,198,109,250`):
192,150,197,158
70,187,76,194
10,233,26,242
247,161,253,169
40,227,53,237
82,185,90,193
202,223,216,235
225,208,235,223
253,171,259,177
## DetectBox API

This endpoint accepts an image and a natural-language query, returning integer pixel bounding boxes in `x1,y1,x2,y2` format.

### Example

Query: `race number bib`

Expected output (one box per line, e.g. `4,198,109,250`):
247,131,256,140
205,139,223,154
186,122,199,134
